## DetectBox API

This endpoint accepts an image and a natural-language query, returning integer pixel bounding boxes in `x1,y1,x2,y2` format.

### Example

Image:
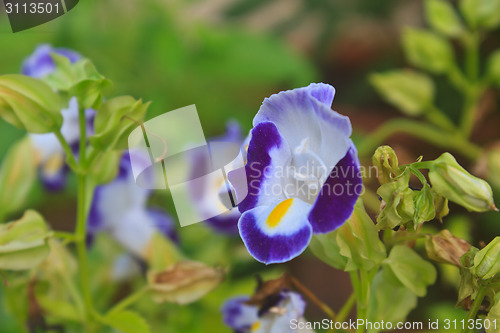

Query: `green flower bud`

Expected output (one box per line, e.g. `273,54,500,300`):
0,210,52,270
89,96,150,151
45,54,113,109
372,145,401,185
377,169,415,229
473,237,500,280
413,183,436,228
425,230,471,267
0,75,64,133
429,153,497,212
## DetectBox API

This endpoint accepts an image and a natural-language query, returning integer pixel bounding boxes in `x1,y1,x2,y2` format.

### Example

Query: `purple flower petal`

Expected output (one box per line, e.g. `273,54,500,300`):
22,44,81,78
238,198,312,264
237,122,291,214
308,143,362,233
253,83,352,170
222,296,258,333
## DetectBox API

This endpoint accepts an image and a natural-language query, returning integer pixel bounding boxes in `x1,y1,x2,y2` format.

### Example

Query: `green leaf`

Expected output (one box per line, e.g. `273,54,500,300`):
309,233,348,270
376,169,415,229
0,137,37,219
370,70,434,116
486,293,500,333
37,296,81,322
383,245,437,297
460,0,500,30
45,54,113,109
0,75,64,133
0,210,52,270
104,310,150,333
90,96,150,151
366,271,418,333
486,50,500,88
425,0,464,37
336,200,386,271
402,28,455,74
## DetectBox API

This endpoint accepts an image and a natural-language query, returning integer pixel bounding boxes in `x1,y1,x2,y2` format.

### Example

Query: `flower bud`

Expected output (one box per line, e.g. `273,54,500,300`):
377,169,415,229
413,183,436,228
425,230,470,267
0,210,52,270
473,237,500,280
372,146,401,185
429,153,497,212
147,261,224,305
0,75,63,133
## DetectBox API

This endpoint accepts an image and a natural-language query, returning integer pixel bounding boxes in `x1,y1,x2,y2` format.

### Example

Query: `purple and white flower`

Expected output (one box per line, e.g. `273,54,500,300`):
88,152,177,258
222,291,313,333
232,83,362,264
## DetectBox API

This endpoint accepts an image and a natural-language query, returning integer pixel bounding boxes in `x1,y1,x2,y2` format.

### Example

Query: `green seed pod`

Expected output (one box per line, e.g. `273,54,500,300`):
473,237,500,280
429,153,497,212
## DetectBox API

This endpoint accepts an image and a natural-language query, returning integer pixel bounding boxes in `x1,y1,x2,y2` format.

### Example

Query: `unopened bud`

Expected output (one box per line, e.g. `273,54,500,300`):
0,75,63,133
377,169,415,229
429,153,497,212
473,237,500,280
372,146,401,185
413,183,436,227
425,230,470,267
147,261,224,305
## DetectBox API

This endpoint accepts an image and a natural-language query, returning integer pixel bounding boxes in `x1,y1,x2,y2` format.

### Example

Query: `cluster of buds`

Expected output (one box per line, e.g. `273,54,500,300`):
372,146,497,230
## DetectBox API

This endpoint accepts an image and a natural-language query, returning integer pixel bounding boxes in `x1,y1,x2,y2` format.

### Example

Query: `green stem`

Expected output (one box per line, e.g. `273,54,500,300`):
54,130,79,172
425,105,457,132
336,292,356,325
460,32,481,138
107,286,150,315
388,233,429,245
487,282,500,289
62,273,86,321
409,161,434,170
357,119,482,161
460,87,481,139
76,174,93,320
78,107,87,165
53,231,77,244
350,271,367,333
463,285,487,333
